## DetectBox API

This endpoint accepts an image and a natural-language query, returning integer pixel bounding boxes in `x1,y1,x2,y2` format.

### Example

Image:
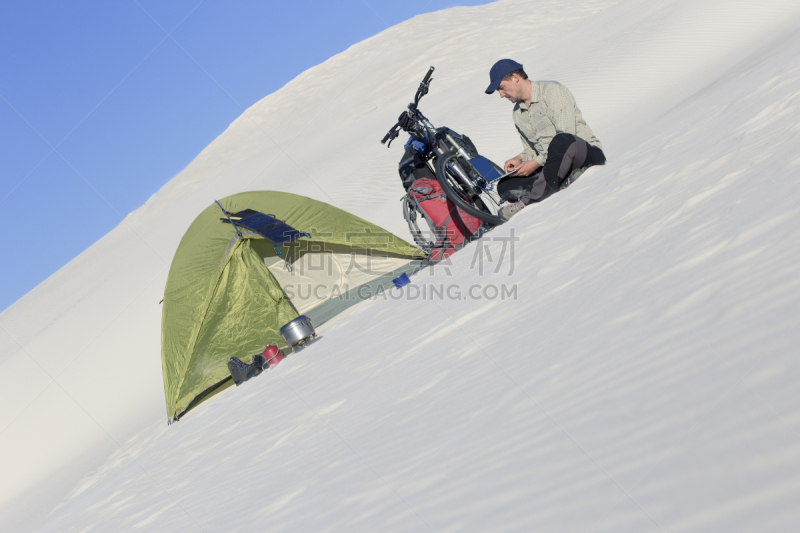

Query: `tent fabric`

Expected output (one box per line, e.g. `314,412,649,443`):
161,191,426,420
266,244,419,314
302,259,425,326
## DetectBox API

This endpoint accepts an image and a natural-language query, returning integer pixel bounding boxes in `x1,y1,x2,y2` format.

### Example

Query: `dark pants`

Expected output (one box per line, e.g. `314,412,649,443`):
497,133,606,204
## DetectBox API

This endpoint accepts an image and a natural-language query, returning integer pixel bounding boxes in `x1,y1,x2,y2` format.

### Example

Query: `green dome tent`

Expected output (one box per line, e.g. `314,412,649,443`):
161,191,426,422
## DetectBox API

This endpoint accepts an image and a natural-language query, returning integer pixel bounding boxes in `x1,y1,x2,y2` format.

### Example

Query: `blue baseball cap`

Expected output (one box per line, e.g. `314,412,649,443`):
485,59,524,94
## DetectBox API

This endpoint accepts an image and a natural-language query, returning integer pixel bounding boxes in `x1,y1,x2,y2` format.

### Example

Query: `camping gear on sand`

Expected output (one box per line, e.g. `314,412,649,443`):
280,315,316,348
398,139,436,191
227,354,265,386
161,191,426,423
393,272,411,288
263,344,284,368
216,203,305,247
403,177,483,261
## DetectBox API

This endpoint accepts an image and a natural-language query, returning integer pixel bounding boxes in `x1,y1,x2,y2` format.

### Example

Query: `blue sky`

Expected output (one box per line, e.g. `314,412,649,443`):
0,0,493,312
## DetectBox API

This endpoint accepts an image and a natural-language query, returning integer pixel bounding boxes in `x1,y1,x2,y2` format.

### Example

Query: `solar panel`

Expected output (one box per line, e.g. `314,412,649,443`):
222,210,302,245
469,156,502,181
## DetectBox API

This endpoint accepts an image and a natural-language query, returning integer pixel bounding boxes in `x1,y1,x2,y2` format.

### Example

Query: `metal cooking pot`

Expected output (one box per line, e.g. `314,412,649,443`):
280,315,316,348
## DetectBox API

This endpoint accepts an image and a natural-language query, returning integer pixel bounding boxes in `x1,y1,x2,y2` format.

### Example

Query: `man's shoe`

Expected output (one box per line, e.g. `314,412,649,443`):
252,354,266,370
560,167,587,190
499,200,525,222
227,356,263,385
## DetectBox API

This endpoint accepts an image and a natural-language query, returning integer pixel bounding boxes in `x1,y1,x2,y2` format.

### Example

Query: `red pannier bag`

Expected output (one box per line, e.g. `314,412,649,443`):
403,177,483,261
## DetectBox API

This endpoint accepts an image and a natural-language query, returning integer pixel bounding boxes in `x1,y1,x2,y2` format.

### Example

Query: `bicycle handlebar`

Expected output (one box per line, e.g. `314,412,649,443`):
413,66,435,107
422,66,434,85
381,129,395,145
381,66,435,146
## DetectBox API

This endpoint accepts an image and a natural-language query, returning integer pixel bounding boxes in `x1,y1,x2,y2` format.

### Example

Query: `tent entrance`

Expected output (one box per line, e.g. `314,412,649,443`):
250,240,421,326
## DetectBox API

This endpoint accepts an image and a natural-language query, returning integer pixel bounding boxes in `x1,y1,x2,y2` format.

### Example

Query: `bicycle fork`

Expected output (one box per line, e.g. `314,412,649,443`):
437,134,477,194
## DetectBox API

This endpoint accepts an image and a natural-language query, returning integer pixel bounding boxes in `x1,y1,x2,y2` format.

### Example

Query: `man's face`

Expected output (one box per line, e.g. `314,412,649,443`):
497,74,524,103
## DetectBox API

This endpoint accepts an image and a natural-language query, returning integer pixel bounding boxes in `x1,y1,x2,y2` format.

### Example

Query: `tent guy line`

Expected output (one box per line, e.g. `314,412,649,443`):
131,0,344,211
361,0,393,28
388,171,744,526
10,0,800,529
627,227,800,444
0,95,189,309
0,324,211,533
0,36,199,301
589,0,793,202
579,261,726,529
117,386,261,532
575,0,667,90
589,351,777,530
586,290,800,532
0,94,53,206
255,0,440,194
0,94,172,245
594,2,792,198
142,358,435,532
160,192,426,421
133,0,440,214
0,261,169,438
580,178,800,524
272,368,439,532
353,387,497,532
0,3,203,211
424,286,667,532
351,216,659,530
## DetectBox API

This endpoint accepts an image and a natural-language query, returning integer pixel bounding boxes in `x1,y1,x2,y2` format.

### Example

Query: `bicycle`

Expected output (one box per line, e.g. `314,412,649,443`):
381,66,509,226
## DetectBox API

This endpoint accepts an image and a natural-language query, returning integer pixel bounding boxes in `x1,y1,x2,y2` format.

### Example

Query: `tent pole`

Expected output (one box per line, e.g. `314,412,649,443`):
215,200,243,239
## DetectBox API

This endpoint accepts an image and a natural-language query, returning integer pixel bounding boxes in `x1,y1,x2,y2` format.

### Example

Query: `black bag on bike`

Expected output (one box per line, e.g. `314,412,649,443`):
397,132,477,190
398,143,436,191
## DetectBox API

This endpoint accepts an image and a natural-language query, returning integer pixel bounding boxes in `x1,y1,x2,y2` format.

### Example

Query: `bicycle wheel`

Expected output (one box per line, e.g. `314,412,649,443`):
435,150,504,225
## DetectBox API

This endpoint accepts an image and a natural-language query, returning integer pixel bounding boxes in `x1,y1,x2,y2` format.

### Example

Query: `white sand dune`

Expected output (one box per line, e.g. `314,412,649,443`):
2,0,800,530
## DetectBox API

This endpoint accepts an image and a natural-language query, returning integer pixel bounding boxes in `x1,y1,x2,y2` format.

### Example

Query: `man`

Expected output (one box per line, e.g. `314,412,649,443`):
485,59,606,221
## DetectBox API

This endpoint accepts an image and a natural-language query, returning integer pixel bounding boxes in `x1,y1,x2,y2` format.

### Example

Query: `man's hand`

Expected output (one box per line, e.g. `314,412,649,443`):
504,156,540,177
504,155,522,173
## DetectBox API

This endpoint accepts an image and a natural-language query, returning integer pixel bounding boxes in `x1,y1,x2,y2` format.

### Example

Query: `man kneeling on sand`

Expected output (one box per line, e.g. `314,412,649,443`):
485,59,606,221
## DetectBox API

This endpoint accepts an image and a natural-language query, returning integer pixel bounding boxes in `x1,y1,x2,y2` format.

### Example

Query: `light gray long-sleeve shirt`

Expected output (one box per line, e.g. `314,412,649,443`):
513,80,602,166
